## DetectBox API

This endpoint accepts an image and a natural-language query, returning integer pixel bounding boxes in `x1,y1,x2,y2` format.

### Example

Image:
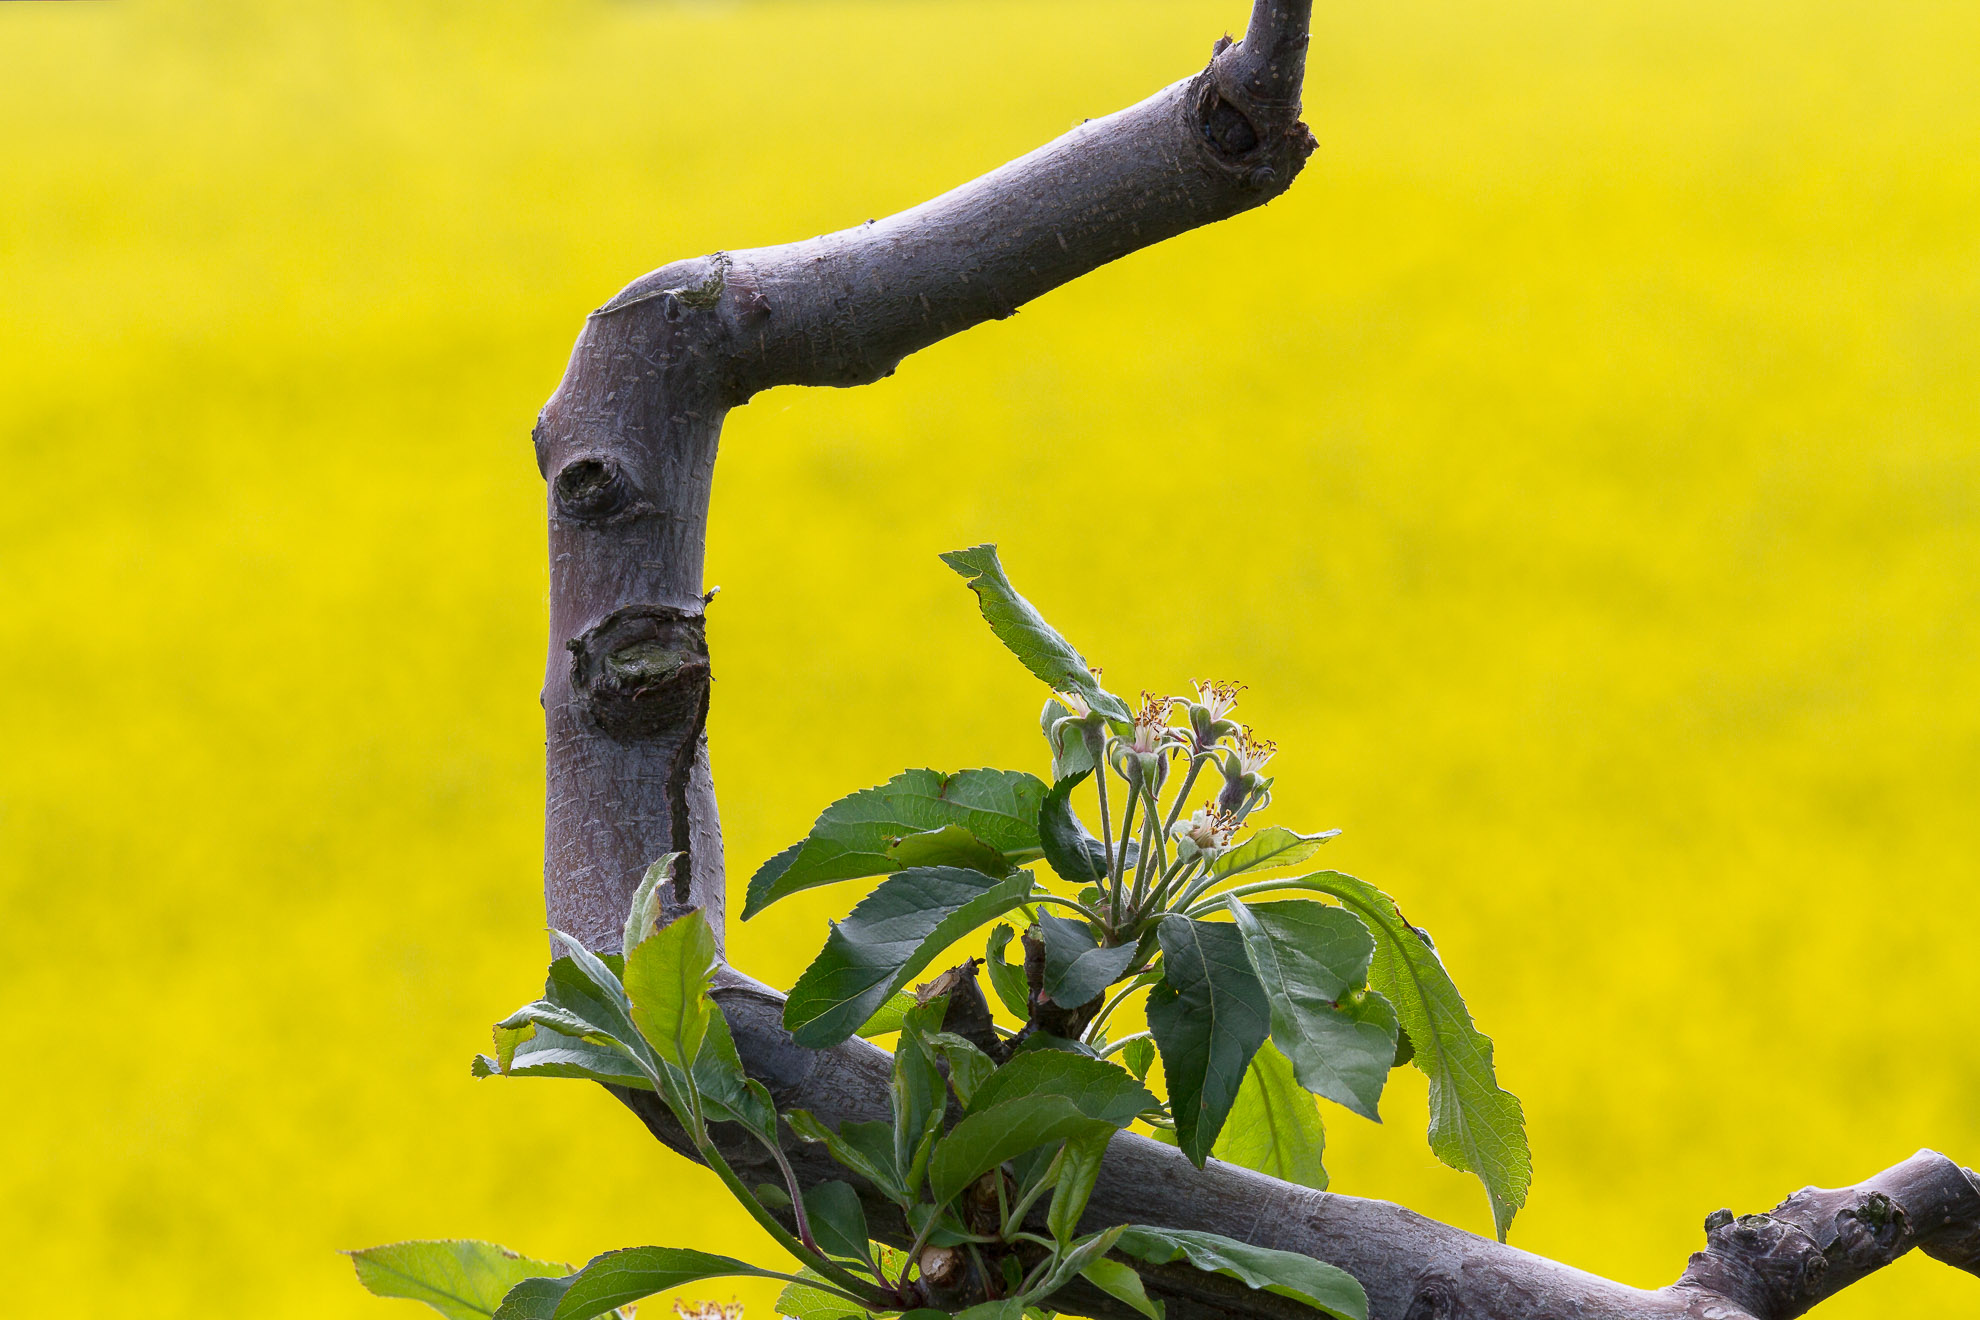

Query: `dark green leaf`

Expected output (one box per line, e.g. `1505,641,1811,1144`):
1080,1258,1163,1320
783,866,1036,1049
1210,1040,1328,1191
543,947,646,1068
1273,872,1530,1240
743,769,1048,919
1145,916,1271,1166
1030,1224,1128,1299
1113,1228,1366,1320
1228,900,1398,1122
692,1001,777,1138
892,997,951,1196
803,1181,874,1271
350,1240,567,1320
1035,911,1138,1009
1041,698,1101,781
927,1098,1116,1207
985,924,1032,1019
961,1048,1155,1127
488,1277,569,1320
1211,827,1341,880
939,544,1132,725
1119,1037,1156,1082
889,824,1014,875
1038,772,1103,887
789,1112,908,1205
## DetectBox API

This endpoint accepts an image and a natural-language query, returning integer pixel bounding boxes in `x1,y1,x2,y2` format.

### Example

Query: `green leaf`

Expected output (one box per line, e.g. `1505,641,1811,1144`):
1119,1037,1155,1082
803,1181,875,1270
623,909,717,1073
939,543,1132,725
953,1302,1025,1320
692,1000,777,1138
854,990,918,1039
622,852,681,960
1145,916,1271,1165
503,1246,798,1320
789,1112,909,1205
1211,827,1341,881
1273,872,1530,1241
497,1030,653,1090
892,997,952,1196
1046,1124,1115,1244
926,1031,997,1107
927,1100,1115,1208
1034,910,1138,1010
744,768,1048,918
1113,1228,1366,1320
774,1275,868,1320
487,1277,571,1320
960,1047,1156,1127
1080,1258,1163,1320
783,866,1036,1049
985,924,1032,1019
1038,771,1104,887
889,824,1014,875
350,1240,568,1320
1041,698,1101,781
1227,900,1398,1122
1029,1224,1128,1300
1210,1040,1328,1191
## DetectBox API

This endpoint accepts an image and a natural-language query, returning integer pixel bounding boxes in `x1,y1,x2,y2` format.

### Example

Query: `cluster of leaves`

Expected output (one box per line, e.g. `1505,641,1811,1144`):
350,542,1530,1320
354,875,1365,1320
749,545,1530,1239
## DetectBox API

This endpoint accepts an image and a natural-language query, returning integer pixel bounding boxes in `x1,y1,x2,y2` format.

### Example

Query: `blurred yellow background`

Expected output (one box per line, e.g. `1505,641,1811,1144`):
3,0,1976,1316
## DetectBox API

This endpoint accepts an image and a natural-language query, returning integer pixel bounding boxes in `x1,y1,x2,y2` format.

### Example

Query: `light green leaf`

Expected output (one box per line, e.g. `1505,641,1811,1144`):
925,1031,997,1107
774,1275,869,1320
1080,1258,1163,1320
783,866,1036,1049
888,824,1013,875
496,1030,652,1090
499,1246,799,1320
624,909,718,1073
939,544,1132,726
743,768,1048,919
1046,1125,1115,1244
1145,916,1271,1165
1210,1040,1328,1191
1113,1227,1366,1320
1228,900,1398,1122
854,991,918,1039
1273,872,1531,1240
1029,1224,1128,1300
985,924,1032,1019
1211,827,1341,880
952,1302,1025,1320
1034,911,1137,1010
1119,1037,1155,1082
349,1240,568,1320
622,852,681,961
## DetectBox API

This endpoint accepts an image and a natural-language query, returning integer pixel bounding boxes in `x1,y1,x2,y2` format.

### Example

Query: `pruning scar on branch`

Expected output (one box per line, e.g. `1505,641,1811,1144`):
529,2,1980,1316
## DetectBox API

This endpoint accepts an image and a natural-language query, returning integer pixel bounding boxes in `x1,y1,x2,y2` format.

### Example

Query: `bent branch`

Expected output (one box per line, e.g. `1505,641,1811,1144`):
532,4,1978,1318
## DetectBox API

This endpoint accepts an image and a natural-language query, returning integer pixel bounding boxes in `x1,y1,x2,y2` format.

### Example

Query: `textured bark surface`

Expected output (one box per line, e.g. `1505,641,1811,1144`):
533,3,1978,1317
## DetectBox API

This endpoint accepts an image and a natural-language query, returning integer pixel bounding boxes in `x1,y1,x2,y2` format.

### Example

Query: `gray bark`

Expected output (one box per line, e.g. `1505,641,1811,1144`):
532,3,1980,1317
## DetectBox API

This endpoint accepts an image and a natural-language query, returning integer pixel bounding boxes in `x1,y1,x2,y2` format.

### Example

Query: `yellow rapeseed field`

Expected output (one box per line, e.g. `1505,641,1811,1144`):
2,1,1975,1316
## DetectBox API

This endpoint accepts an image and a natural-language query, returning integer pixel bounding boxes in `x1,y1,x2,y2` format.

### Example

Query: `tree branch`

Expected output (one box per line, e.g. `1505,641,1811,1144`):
532,7,1977,1318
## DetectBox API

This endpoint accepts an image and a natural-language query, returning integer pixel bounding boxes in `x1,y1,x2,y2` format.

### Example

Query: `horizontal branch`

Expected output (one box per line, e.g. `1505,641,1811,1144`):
606,970,1980,1320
